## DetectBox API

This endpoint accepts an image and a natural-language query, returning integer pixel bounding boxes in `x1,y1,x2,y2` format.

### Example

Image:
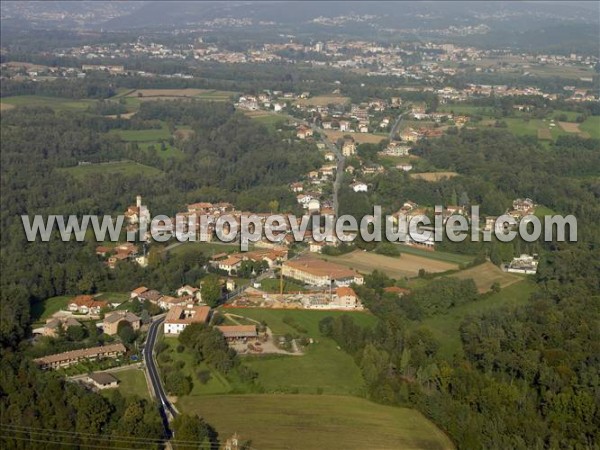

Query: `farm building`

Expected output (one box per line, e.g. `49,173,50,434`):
216,325,258,343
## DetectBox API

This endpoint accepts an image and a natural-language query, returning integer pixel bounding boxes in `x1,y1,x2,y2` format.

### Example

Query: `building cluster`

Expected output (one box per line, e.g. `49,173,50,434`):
229,284,362,310
507,254,539,274
162,303,259,343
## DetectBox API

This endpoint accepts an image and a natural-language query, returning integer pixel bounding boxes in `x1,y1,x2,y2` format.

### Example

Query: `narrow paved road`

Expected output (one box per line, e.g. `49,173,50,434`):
389,109,408,141
309,123,345,217
144,315,177,436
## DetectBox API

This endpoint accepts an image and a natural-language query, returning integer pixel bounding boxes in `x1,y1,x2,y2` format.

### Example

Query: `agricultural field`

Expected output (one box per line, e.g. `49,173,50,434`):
323,129,387,144
410,171,459,182
315,250,458,279
294,95,350,107
395,245,474,265
525,64,596,80
59,161,163,180
242,110,286,127
178,394,455,450
449,261,523,292
479,117,572,141
579,116,600,139
438,104,496,117
124,88,236,102
0,95,95,112
125,88,210,98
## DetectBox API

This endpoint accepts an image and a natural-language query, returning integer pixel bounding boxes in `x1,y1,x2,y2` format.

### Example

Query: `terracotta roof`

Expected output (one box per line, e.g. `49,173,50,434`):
165,305,211,325
284,257,362,280
216,325,257,338
70,295,108,310
336,287,357,297
132,286,149,295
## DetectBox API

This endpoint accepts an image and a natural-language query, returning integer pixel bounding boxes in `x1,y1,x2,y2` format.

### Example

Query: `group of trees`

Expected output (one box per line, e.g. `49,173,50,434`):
326,121,600,447
0,352,165,448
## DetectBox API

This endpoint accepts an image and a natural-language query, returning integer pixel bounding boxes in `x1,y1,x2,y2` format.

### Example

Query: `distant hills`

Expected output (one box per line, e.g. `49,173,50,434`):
1,1,598,55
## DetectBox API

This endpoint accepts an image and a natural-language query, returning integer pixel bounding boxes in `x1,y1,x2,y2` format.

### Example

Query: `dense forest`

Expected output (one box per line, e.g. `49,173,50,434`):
327,122,600,448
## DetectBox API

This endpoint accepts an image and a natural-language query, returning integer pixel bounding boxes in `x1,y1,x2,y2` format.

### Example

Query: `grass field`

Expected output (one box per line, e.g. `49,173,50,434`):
396,244,474,265
125,89,236,102
580,116,600,139
94,292,129,304
294,95,350,107
195,90,237,101
414,279,536,358
526,64,596,80
315,250,458,279
449,261,523,292
59,161,163,180
178,394,455,450
0,95,95,111
30,296,71,321
497,118,569,141
220,308,377,395
160,337,238,396
111,368,150,399
126,88,209,97
410,172,459,182
243,110,286,127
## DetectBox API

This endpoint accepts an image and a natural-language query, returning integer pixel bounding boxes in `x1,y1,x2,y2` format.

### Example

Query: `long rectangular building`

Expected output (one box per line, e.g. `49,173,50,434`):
33,343,126,370
281,257,364,287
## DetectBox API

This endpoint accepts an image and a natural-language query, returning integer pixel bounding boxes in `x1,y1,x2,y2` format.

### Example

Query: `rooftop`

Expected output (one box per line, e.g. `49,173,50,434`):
284,257,362,280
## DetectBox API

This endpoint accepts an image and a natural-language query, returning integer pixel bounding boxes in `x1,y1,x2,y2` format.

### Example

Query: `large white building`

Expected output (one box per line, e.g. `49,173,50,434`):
163,305,211,335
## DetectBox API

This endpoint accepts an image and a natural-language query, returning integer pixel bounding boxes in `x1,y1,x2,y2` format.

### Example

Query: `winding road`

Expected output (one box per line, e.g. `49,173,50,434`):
143,315,177,436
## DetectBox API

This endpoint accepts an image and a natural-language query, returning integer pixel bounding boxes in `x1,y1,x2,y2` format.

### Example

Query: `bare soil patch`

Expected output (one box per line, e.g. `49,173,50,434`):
450,262,522,292
316,250,458,278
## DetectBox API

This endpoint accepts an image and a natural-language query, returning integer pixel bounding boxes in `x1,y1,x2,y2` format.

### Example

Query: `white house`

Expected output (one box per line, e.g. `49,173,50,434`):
307,198,321,213
351,182,368,193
